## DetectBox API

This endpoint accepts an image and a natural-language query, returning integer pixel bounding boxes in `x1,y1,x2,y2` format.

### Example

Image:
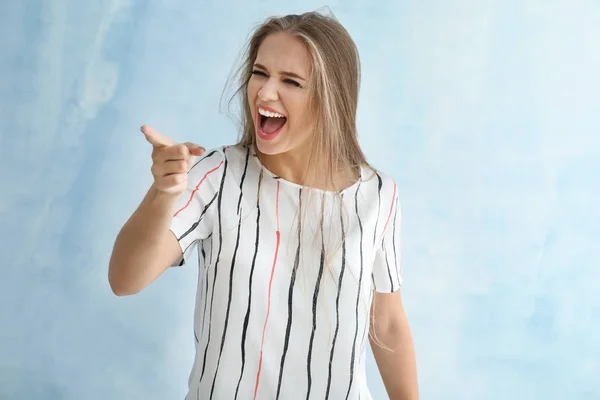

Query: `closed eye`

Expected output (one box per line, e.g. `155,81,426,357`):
251,70,303,88
251,70,268,77
284,79,302,88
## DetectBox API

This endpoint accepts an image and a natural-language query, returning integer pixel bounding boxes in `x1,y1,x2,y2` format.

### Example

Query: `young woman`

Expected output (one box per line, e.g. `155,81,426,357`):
109,11,418,400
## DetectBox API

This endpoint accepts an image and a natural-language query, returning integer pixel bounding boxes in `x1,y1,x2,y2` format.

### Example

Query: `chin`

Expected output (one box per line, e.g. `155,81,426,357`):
254,136,285,155
254,122,288,154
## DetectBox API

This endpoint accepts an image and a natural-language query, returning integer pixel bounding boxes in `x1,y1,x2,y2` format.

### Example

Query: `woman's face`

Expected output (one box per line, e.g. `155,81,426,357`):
247,32,314,156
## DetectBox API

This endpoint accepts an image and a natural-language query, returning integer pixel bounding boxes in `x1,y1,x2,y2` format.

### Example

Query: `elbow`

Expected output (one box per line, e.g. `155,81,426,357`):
109,281,137,297
108,274,132,297
108,260,140,297
109,277,141,297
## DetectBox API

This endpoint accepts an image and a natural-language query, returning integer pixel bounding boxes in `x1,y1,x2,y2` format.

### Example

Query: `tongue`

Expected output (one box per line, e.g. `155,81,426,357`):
262,117,286,134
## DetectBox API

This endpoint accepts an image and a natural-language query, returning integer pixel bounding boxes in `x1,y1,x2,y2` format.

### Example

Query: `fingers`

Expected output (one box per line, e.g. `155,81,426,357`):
183,142,206,157
141,124,205,195
152,159,189,178
153,173,187,195
152,143,189,163
141,125,176,148
152,143,205,163
151,158,190,194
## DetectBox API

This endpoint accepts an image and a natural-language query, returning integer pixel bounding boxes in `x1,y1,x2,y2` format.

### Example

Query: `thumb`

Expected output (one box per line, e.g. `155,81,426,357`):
184,142,206,157
141,125,176,148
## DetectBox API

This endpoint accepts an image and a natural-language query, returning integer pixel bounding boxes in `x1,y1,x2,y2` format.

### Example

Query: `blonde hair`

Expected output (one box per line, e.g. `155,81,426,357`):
225,10,370,187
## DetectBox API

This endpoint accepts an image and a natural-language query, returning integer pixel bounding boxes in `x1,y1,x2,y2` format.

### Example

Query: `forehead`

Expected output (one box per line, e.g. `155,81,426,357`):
255,32,311,76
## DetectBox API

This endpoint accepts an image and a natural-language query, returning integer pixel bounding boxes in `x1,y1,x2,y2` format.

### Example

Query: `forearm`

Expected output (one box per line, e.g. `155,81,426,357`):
370,316,418,400
108,184,181,295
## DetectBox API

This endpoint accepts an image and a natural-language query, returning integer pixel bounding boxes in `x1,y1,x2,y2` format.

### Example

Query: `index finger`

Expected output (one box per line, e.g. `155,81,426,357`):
141,125,176,148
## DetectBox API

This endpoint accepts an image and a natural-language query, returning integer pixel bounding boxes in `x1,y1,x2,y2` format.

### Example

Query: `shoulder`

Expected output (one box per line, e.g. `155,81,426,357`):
185,145,235,185
360,165,399,202
188,144,248,174
221,144,252,167
188,144,254,186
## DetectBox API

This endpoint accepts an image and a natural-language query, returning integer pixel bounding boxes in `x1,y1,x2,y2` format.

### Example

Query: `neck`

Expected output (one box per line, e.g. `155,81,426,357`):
254,144,359,191
256,144,313,186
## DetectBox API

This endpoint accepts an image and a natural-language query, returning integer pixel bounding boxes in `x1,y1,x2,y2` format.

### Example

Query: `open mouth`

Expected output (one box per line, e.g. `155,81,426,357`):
257,107,287,140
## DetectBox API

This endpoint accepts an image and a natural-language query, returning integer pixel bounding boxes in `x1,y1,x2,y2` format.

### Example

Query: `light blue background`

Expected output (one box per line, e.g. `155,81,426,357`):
1,1,599,399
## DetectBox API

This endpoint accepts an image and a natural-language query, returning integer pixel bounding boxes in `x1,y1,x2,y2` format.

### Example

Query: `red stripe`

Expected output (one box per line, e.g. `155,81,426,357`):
381,182,397,241
253,181,281,399
173,161,224,217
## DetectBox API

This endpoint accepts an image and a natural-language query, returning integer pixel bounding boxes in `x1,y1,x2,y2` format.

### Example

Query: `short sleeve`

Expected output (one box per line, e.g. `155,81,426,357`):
169,148,225,267
371,182,402,293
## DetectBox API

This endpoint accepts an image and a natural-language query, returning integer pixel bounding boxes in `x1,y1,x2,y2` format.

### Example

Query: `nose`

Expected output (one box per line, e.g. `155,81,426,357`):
257,78,279,102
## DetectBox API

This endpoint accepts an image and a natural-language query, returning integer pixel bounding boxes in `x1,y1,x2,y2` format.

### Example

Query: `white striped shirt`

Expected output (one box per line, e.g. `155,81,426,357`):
170,144,402,400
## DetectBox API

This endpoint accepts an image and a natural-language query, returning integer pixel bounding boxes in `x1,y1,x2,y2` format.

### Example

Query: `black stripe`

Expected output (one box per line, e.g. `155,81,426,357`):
345,182,364,400
200,245,206,267
189,149,219,170
373,173,382,247
392,194,400,287
276,188,302,399
179,223,211,260
358,287,372,366
198,237,214,349
237,147,250,214
384,239,394,291
199,150,229,383
234,170,263,400
178,191,219,242
177,150,222,243
325,193,347,400
197,238,213,400
210,148,250,398
199,243,211,340
306,197,326,400
195,245,208,345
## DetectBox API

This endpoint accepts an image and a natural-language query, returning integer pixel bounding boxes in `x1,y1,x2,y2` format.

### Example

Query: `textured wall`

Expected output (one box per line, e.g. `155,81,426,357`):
1,1,598,399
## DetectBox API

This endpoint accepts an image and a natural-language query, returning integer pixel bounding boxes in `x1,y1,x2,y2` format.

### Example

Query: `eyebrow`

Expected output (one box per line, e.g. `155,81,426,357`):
253,63,307,81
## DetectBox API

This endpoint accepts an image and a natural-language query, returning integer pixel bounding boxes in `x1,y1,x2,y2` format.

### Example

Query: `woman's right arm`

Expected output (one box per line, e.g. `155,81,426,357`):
108,185,183,296
108,125,206,296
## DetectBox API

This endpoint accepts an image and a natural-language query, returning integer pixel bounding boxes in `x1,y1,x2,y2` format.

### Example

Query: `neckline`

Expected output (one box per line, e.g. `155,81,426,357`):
249,145,363,195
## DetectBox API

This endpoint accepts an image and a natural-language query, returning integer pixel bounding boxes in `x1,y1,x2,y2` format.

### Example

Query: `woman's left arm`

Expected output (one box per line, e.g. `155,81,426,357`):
370,290,418,400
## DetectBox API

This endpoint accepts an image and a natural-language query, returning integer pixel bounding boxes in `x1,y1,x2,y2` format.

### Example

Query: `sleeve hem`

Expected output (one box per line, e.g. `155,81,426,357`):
168,224,189,268
372,278,403,293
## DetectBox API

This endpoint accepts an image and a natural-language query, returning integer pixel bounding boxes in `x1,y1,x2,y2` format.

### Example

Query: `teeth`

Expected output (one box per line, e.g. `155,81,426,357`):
258,108,285,118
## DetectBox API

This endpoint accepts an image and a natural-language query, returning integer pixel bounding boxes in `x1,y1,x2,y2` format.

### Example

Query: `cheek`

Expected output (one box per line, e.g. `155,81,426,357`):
290,99,312,130
247,82,259,123
286,93,308,117
248,78,263,102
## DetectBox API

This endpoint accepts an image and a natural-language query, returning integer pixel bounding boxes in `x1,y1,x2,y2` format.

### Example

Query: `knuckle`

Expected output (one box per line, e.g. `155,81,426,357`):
174,144,187,156
165,174,183,187
175,174,186,185
177,160,188,172
163,174,175,186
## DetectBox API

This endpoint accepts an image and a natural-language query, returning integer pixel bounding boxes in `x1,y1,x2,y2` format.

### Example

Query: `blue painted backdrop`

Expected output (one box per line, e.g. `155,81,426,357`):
1,1,599,399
